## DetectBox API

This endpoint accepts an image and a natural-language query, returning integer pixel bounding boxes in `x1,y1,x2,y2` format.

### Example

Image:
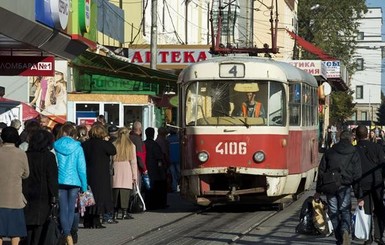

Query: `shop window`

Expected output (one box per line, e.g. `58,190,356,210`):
75,103,100,125
356,86,363,99
104,103,120,125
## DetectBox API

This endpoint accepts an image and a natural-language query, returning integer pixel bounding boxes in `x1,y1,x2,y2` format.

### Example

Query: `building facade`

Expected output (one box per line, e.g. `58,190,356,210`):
350,7,385,125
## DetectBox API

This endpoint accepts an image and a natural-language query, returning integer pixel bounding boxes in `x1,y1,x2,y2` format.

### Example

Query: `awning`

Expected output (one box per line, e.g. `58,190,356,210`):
286,30,336,61
71,51,178,89
0,97,39,121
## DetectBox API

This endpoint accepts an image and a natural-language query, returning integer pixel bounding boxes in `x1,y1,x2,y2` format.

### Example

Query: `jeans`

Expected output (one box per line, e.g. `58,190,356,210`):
326,186,352,244
169,161,180,192
72,209,79,234
59,187,80,236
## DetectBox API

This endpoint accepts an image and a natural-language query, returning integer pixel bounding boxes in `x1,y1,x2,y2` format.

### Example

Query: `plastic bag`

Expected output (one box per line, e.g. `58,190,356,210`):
352,206,371,241
325,213,334,237
78,186,96,207
142,173,151,190
312,198,333,236
129,182,146,213
77,186,96,216
296,196,320,235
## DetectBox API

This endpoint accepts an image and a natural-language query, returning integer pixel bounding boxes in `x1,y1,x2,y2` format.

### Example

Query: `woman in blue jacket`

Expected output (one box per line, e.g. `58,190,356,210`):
54,123,87,245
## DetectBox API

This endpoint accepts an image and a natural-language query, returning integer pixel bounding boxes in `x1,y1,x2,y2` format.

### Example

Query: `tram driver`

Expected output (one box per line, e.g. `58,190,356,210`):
241,92,266,118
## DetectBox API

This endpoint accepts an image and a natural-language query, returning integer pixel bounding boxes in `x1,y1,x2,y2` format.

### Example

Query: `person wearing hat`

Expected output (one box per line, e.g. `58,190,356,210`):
108,125,119,143
0,127,29,245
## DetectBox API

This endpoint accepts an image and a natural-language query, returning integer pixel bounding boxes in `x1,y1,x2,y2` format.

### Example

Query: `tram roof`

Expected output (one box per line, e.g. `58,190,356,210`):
178,56,318,87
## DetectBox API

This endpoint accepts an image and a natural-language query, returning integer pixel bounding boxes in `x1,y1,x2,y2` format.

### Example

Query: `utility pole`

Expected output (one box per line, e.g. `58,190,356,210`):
150,0,158,69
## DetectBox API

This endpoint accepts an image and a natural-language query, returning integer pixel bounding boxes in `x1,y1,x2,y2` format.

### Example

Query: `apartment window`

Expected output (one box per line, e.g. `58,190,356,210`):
357,32,364,40
361,111,367,121
356,86,363,99
356,58,364,71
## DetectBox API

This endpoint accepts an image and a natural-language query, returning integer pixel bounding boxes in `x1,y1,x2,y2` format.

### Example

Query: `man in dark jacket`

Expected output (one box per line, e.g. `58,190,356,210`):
355,125,385,245
144,127,168,210
314,130,362,245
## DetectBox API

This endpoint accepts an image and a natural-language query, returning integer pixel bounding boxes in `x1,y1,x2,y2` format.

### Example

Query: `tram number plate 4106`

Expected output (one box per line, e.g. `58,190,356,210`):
215,142,247,155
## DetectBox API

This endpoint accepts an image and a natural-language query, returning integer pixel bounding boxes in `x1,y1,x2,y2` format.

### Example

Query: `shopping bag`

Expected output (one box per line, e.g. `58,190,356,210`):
352,206,371,241
129,182,146,213
325,213,334,237
42,205,62,245
78,186,96,208
77,186,96,216
312,198,332,236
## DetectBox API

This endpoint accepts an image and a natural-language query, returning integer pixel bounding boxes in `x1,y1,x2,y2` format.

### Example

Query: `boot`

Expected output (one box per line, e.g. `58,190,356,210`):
113,209,119,221
121,209,134,220
66,235,74,245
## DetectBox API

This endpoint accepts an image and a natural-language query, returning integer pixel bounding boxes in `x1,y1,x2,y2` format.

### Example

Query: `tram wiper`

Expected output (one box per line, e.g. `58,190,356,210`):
239,118,250,128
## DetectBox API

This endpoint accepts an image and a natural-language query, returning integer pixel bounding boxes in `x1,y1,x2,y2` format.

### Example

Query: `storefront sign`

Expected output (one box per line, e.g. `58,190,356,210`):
128,49,211,65
35,0,69,31
323,60,341,78
79,0,91,33
0,56,55,76
51,0,70,30
289,60,327,79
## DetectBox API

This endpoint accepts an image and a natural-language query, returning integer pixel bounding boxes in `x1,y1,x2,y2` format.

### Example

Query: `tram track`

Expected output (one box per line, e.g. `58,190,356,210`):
123,200,296,245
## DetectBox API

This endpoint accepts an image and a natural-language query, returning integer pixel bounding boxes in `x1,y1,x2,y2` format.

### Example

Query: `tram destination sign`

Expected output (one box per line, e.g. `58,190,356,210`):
0,56,55,76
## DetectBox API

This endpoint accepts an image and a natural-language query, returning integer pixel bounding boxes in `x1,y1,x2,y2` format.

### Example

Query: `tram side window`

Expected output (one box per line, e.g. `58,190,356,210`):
289,83,301,126
268,82,286,126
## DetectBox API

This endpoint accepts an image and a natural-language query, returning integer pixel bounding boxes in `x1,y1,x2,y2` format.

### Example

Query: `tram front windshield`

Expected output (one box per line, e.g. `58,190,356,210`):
185,80,286,127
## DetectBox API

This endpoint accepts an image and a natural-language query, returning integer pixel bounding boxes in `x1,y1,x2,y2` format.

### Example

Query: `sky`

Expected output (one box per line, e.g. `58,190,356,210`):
366,0,385,93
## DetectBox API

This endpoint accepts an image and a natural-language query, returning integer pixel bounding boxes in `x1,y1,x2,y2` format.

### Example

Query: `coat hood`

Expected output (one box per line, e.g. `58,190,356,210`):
54,136,81,156
332,140,356,155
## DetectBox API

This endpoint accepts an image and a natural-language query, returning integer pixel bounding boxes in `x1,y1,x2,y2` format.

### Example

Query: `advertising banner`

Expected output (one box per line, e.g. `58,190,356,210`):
0,56,55,76
28,60,68,126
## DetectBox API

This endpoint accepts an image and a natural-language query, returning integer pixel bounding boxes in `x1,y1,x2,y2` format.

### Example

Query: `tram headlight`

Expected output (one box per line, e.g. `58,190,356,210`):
253,151,265,163
198,151,209,163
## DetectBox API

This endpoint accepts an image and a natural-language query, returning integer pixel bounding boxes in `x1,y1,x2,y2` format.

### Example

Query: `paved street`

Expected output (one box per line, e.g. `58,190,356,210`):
76,189,335,245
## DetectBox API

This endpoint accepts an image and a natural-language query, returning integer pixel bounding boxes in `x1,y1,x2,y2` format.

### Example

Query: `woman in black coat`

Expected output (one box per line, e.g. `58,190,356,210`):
82,124,116,228
22,130,59,245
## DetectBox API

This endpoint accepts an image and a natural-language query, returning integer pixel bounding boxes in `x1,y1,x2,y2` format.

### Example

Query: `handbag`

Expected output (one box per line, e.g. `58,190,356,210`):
42,205,62,245
78,186,96,208
352,206,371,241
319,171,342,194
129,182,146,213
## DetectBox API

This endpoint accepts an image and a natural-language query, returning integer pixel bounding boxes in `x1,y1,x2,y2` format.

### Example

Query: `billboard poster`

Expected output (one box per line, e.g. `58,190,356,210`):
28,60,68,125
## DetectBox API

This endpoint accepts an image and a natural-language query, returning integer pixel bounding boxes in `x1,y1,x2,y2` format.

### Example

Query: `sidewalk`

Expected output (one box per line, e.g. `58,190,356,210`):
76,192,198,245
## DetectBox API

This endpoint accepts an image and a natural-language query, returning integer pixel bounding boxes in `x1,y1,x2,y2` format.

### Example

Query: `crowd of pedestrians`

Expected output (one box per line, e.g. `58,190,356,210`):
0,115,181,245
315,125,385,245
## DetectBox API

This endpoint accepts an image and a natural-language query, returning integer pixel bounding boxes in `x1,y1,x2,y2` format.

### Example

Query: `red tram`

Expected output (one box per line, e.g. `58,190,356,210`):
177,56,319,206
